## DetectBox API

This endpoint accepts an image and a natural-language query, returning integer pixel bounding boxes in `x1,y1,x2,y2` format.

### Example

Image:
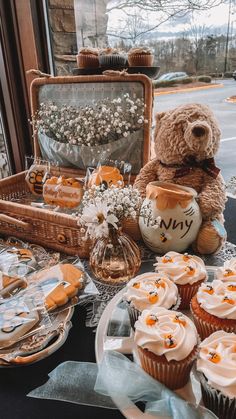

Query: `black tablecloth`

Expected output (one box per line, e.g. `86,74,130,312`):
0,197,235,419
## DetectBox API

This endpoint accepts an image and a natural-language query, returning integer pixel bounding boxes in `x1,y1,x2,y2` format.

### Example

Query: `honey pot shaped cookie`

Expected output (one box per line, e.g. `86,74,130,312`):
139,181,202,253
88,165,124,189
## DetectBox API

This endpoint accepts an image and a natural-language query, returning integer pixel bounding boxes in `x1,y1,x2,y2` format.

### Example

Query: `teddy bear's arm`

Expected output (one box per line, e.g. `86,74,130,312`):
197,173,226,220
134,158,159,196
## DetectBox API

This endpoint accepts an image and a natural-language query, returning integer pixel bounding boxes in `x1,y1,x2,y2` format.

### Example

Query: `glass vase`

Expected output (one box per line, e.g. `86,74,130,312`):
89,227,141,285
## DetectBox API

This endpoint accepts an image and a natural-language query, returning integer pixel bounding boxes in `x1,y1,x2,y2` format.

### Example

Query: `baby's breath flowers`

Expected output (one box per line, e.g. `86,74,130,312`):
77,184,161,240
32,93,147,147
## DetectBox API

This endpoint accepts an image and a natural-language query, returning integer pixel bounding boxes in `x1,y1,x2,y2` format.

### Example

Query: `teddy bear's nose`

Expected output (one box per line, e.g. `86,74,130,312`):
192,126,206,138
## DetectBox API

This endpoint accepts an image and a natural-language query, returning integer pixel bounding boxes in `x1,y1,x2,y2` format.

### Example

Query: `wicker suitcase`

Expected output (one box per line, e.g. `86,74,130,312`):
0,74,153,256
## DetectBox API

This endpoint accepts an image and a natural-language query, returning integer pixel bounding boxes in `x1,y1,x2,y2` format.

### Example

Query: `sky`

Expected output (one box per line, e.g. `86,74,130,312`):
107,1,235,40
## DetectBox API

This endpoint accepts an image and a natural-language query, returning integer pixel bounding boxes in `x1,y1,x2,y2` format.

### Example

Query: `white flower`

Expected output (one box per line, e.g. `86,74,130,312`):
79,201,118,239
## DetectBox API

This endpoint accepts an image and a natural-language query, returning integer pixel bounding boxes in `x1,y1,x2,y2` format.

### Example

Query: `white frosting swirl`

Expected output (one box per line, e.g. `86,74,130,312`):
197,279,236,319
123,272,179,311
154,252,207,285
217,258,236,282
197,331,236,399
134,307,198,361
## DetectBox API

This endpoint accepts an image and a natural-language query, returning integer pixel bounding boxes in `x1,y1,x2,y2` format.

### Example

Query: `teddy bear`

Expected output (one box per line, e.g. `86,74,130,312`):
134,103,227,254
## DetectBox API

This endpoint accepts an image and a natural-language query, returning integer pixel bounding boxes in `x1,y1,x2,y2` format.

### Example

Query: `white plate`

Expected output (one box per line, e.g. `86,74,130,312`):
95,266,218,419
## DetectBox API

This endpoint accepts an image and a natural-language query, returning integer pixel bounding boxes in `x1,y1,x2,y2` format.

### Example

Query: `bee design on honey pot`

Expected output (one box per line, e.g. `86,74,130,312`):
160,232,172,243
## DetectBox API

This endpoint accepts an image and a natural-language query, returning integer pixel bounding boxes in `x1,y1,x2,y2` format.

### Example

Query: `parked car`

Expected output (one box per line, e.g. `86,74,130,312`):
233,70,236,80
157,72,188,81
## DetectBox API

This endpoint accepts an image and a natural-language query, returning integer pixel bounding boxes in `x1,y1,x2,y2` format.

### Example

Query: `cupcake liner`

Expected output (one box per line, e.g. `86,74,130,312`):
99,55,127,68
137,345,198,390
128,54,154,67
177,279,205,310
125,302,141,330
198,372,236,419
76,54,99,69
190,304,236,340
172,295,181,311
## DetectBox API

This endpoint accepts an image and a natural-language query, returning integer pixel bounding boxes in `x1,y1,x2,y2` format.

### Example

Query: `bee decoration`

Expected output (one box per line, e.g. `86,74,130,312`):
207,352,221,363
148,290,159,304
146,314,158,326
173,313,186,326
203,284,214,295
162,255,173,263
224,268,235,277
164,334,177,348
222,295,235,305
185,265,195,276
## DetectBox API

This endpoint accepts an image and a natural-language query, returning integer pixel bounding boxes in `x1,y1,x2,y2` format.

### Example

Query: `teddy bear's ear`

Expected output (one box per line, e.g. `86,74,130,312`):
155,111,166,127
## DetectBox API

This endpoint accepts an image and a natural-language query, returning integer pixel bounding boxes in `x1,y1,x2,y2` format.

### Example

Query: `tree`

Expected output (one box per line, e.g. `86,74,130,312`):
106,0,225,44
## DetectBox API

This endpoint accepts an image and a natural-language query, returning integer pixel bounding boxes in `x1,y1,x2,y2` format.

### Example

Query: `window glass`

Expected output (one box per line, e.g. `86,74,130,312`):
46,0,236,183
0,110,11,179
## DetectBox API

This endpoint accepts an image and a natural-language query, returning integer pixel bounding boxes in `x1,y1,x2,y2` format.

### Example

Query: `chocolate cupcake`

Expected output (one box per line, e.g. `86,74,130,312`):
98,48,126,68
76,47,99,69
128,47,154,67
196,331,236,419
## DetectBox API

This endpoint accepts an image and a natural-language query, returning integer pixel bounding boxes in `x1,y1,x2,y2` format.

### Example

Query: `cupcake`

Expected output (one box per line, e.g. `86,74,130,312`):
76,47,99,69
154,251,207,309
196,331,236,419
123,272,180,328
190,279,236,340
128,47,154,67
134,307,199,389
217,257,236,281
98,48,126,68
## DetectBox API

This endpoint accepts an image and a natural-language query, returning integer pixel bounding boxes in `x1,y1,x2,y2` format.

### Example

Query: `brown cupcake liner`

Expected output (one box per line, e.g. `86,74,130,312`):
128,54,154,67
198,371,236,419
137,345,198,390
76,54,99,69
99,55,127,68
177,279,205,310
190,304,236,340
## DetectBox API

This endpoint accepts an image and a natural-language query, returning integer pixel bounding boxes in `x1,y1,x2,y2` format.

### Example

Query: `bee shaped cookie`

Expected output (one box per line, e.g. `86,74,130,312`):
33,264,84,311
25,164,49,195
43,176,83,209
0,297,39,348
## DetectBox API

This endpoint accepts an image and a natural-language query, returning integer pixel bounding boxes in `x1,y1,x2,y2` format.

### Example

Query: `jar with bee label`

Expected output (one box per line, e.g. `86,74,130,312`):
139,181,202,253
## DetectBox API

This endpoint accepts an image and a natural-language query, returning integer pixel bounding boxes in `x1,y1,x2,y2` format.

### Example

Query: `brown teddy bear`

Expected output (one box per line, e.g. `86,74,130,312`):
134,103,227,254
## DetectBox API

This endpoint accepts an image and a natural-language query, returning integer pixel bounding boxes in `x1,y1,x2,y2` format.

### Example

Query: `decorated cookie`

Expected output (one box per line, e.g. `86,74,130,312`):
0,247,37,276
0,272,27,298
0,297,39,348
43,176,83,208
33,264,84,311
25,164,49,195
88,165,124,189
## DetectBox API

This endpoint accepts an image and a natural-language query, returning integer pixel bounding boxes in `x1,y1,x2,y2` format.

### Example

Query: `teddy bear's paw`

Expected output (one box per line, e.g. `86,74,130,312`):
193,220,227,255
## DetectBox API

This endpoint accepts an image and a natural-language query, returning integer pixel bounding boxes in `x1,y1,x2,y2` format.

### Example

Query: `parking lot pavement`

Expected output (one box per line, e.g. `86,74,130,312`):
154,79,236,182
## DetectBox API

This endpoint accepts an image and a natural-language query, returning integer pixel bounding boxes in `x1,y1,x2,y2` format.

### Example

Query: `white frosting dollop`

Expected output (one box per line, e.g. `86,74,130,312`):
197,331,236,399
123,272,179,311
134,307,198,361
154,251,207,285
217,258,236,282
197,279,236,319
